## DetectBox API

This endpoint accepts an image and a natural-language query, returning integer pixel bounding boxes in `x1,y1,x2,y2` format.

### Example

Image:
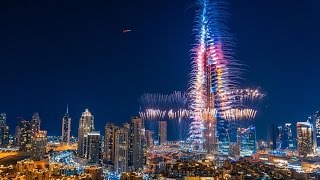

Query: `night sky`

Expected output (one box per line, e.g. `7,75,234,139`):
0,0,319,139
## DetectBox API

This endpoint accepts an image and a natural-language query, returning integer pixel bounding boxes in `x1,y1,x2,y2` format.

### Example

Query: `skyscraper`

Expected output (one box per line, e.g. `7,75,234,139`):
158,121,167,145
16,118,32,152
77,109,94,157
128,117,145,171
114,124,129,173
145,130,154,148
277,123,294,150
0,113,9,146
297,121,313,157
32,131,47,160
84,131,102,164
104,123,116,164
239,126,256,157
313,111,320,150
62,105,71,145
30,113,41,137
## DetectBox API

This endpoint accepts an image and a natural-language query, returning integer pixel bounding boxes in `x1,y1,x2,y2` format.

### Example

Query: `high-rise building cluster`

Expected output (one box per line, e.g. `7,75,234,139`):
104,117,146,173
77,109,102,164
14,113,47,160
269,111,320,157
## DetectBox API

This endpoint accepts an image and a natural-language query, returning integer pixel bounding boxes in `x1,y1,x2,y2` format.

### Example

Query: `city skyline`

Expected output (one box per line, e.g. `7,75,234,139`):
0,0,320,140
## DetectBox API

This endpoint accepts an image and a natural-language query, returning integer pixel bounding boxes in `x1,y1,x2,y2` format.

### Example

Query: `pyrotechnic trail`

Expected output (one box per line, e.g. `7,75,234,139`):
188,0,242,150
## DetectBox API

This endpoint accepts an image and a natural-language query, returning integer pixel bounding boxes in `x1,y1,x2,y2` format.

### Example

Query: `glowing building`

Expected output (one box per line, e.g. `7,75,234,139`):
158,121,167,145
277,123,294,150
77,109,94,157
313,111,320,150
114,124,129,173
104,123,116,164
30,113,41,137
84,131,102,164
238,126,256,157
31,130,47,160
128,117,145,171
188,0,241,152
0,113,9,146
62,105,71,145
297,121,314,157
104,123,130,173
16,118,32,152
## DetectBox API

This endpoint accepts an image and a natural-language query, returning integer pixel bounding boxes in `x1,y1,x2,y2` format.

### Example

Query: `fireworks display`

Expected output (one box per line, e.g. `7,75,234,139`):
188,0,242,149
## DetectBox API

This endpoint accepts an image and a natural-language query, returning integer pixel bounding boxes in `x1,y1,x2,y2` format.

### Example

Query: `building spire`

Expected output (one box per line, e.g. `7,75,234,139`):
66,104,69,114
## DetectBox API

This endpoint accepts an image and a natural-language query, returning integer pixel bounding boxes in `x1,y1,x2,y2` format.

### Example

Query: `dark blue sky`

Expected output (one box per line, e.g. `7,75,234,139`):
0,0,319,139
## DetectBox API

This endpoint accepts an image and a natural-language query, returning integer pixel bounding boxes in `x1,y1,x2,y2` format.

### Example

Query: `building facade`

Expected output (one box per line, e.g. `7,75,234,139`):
32,130,47,160
128,117,145,171
77,109,94,157
158,121,167,145
62,106,71,145
85,131,102,164
239,125,256,157
297,121,314,157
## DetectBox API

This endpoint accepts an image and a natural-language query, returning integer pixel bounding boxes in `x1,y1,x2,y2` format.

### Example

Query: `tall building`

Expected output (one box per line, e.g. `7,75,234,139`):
84,131,102,164
158,121,167,145
313,111,320,150
62,105,71,145
16,118,32,152
104,123,129,173
0,113,6,126
0,113,9,146
297,121,314,157
277,123,294,150
30,113,41,136
104,123,116,164
128,117,145,171
114,124,129,173
32,131,47,160
270,123,278,150
239,126,256,157
77,109,94,157
145,130,154,148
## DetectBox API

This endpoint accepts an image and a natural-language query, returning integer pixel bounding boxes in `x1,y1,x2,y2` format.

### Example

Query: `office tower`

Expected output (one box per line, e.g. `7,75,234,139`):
270,123,278,150
104,123,116,164
0,113,9,146
239,126,256,157
62,105,71,145
297,121,314,156
128,117,145,171
114,124,129,173
30,113,41,136
16,118,32,151
158,121,167,145
277,123,294,150
145,130,154,148
32,131,47,160
77,109,94,157
217,119,230,155
84,131,102,164
313,111,320,150
0,113,6,126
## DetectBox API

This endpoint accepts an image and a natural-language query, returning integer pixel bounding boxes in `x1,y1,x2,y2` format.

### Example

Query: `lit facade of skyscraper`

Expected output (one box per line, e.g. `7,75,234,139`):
145,130,154,148
62,106,71,145
239,126,256,157
128,117,145,171
158,121,167,145
297,121,313,157
16,118,32,152
104,123,116,164
313,111,320,150
0,113,9,146
114,124,129,173
277,123,294,150
84,131,102,164
32,130,47,161
77,109,94,157
30,113,41,137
